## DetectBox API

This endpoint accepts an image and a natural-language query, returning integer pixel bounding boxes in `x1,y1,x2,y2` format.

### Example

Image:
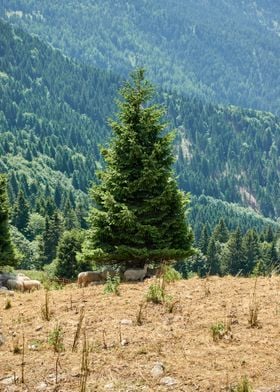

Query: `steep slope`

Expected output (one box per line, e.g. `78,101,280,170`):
1,0,280,114
0,19,120,208
0,20,280,225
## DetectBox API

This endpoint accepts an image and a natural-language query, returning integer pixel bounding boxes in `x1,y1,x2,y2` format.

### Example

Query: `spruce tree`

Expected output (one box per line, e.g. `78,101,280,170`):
242,229,259,275
82,69,194,267
12,189,30,233
213,218,229,243
223,227,245,275
0,174,16,267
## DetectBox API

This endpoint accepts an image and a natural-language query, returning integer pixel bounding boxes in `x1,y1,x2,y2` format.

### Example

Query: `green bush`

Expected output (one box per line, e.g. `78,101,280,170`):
162,265,182,283
103,274,120,295
146,282,165,304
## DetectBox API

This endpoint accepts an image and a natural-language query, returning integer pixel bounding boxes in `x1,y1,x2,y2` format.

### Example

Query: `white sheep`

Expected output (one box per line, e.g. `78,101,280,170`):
22,279,41,292
124,265,148,281
77,271,103,287
6,279,24,292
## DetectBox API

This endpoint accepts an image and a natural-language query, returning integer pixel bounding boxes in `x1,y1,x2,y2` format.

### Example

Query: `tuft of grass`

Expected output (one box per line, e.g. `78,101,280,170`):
211,321,232,342
161,265,182,283
4,298,12,309
103,274,120,296
48,323,64,353
146,281,165,304
230,376,253,392
248,279,260,328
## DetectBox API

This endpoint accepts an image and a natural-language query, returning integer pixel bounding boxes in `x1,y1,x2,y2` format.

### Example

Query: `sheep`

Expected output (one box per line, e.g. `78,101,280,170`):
6,279,24,292
22,279,41,292
77,271,103,287
124,265,148,282
17,273,31,280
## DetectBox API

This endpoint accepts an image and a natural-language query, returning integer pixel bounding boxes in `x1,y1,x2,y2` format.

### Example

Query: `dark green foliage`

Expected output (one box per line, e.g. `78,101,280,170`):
212,219,229,243
242,229,260,275
207,237,221,275
0,174,16,266
83,69,194,267
3,0,280,115
222,228,245,275
54,230,90,279
42,212,63,265
12,189,30,233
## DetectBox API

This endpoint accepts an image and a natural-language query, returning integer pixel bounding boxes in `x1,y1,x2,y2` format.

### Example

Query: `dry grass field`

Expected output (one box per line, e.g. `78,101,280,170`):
1,276,280,391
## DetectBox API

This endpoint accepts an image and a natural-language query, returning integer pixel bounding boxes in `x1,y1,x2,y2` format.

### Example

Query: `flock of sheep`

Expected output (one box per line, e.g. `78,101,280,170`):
0,264,154,292
2,273,41,292
77,265,149,287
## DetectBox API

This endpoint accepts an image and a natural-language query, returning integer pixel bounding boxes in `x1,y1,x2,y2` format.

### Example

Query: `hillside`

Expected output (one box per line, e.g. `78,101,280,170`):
1,0,280,114
1,20,280,226
1,276,280,391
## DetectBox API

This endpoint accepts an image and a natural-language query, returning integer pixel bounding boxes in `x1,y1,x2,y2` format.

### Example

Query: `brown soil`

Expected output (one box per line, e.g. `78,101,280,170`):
0,276,280,391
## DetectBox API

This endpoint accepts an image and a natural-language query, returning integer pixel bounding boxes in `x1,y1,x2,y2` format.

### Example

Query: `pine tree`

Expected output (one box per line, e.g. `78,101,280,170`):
223,227,245,275
0,174,16,266
242,229,259,275
12,189,30,233
82,69,194,267
199,224,210,255
207,236,221,275
54,230,90,279
213,218,229,243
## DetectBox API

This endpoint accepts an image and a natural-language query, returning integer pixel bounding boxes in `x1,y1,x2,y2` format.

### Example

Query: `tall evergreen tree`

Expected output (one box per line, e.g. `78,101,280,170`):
82,69,194,267
0,174,16,266
242,229,259,275
213,218,229,243
12,189,30,233
223,227,245,275
207,236,221,275
199,224,210,255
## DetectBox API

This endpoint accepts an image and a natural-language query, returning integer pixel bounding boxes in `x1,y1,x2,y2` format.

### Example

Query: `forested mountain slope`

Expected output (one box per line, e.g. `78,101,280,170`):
1,19,280,224
1,0,280,114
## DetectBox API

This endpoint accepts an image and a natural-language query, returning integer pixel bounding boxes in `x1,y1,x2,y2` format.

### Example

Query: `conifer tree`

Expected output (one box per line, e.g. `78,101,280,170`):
82,69,194,267
242,229,259,275
199,224,210,255
207,236,221,275
223,227,245,275
213,218,229,243
0,174,16,266
12,189,30,233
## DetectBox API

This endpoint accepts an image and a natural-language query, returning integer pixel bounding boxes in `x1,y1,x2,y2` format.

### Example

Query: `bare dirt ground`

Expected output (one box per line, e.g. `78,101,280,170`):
1,276,280,391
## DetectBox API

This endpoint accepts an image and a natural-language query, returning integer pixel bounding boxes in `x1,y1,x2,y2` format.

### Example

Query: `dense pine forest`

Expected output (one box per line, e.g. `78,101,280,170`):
0,15,279,276
1,0,280,114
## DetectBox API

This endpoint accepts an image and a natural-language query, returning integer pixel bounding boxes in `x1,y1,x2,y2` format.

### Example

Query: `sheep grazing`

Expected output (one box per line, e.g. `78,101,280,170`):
124,265,148,282
77,271,103,287
22,279,41,293
6,279,24,292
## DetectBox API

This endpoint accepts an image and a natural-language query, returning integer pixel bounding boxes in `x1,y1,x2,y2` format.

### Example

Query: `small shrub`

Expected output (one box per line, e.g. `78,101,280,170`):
48,323,64,353
4,298,12,309
211,321,232,342
161,265,182,283
12,338,21,354
103,274,120,296
248,279,260,328
146,282,165,304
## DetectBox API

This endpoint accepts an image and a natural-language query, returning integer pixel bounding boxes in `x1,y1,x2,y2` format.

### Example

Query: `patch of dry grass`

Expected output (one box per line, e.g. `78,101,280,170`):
0,276,280,391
